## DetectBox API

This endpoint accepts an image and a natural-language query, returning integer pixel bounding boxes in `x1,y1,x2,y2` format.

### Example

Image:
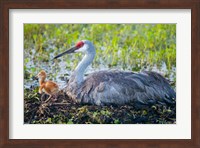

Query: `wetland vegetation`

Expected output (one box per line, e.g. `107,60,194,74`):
24,24,176,124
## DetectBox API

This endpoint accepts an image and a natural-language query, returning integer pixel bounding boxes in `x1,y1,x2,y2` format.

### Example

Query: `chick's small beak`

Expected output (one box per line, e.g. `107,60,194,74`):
32,75,39,80
53,46,78,60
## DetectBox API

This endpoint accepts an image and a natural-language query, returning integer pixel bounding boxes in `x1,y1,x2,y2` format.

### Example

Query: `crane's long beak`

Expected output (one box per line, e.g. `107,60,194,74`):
53,46,78,60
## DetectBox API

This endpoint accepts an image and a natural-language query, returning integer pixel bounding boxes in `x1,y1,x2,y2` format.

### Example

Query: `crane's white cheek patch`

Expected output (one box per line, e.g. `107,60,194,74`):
75,49,82,53
75,45,87,53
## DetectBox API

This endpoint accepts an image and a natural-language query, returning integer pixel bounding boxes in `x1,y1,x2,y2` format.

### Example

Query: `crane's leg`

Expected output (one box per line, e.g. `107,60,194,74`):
45,95,52,103
41,93,45,101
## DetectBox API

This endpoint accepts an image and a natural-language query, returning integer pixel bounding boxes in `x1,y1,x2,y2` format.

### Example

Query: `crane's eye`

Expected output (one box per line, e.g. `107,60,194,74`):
76,41,84,48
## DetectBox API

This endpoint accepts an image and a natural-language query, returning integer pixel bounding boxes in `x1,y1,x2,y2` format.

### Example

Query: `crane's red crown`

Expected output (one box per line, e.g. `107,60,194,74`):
76,41,84,48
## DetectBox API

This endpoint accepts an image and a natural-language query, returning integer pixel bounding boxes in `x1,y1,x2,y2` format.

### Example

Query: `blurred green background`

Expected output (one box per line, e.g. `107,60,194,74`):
24,24,176,88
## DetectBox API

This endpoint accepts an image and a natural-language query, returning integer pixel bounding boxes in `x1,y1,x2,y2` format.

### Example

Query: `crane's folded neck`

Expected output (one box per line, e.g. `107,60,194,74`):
70,52,95,85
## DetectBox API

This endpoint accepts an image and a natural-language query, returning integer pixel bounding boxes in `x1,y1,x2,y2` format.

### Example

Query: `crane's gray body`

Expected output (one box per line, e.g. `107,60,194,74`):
66,70,176,106
56,40,176,106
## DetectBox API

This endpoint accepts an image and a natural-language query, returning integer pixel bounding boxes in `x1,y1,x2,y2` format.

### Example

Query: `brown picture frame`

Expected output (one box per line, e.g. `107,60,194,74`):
0,0,200,147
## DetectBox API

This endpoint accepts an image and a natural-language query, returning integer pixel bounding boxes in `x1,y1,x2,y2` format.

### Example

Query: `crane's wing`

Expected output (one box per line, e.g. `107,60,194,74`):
77,70,176,106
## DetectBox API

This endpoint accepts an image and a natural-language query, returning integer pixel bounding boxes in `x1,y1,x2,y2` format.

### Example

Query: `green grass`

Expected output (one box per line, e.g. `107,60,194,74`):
24,24,176,81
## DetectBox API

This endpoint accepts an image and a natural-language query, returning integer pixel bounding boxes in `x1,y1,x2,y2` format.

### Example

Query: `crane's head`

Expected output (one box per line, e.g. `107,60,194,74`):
53,40,95,60
37,70,47,79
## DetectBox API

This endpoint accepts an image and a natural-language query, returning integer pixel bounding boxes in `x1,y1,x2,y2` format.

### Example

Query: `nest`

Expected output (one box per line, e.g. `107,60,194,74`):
24,89,176,124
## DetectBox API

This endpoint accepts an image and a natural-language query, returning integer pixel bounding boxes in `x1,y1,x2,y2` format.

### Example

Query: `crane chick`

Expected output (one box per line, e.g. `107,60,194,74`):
37,70,59,103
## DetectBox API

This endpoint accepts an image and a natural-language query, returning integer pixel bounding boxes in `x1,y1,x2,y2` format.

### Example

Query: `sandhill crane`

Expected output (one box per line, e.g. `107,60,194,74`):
53,40,176,107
